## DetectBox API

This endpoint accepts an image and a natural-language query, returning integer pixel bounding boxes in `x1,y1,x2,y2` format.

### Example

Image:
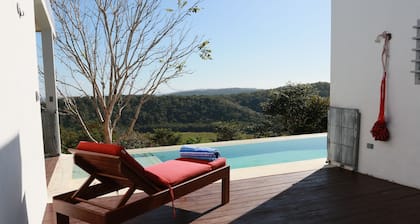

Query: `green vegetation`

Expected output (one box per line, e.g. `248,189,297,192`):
150,128,181,146
262,83,329,135
178,132,217,144
59,82,329,150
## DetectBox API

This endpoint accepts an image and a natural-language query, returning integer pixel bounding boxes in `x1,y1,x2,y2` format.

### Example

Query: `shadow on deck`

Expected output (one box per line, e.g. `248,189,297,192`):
43,167,420,223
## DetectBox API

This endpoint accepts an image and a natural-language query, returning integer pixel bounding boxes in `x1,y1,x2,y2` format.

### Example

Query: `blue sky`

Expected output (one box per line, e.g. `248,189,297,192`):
160,0,331,94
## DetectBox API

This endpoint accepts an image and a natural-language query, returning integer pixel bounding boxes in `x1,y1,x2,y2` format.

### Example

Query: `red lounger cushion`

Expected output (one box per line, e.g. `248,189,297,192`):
76,141,145,173
145,160,212,186
176,157,226,170
77,141,123,155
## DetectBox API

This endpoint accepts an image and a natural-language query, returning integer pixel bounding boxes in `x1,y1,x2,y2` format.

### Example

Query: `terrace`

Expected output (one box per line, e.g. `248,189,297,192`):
42,162,420,223
4,0,420,223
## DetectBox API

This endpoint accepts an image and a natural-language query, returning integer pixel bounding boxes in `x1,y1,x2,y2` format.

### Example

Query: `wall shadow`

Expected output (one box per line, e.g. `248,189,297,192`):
230,167,420,224
0,135,28,223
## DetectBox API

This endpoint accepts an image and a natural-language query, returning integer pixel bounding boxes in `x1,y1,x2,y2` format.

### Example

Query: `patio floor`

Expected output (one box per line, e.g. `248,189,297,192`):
43,167,420,223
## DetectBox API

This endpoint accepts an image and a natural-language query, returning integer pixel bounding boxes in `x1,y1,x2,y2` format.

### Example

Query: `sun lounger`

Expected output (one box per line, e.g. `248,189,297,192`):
53,141,230,224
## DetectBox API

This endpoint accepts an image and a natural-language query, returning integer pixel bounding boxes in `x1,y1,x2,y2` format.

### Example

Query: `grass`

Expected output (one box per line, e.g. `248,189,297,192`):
177,132,217,144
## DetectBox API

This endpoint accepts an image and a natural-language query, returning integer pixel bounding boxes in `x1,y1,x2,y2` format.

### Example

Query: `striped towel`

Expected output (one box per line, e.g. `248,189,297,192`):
180,146,220,161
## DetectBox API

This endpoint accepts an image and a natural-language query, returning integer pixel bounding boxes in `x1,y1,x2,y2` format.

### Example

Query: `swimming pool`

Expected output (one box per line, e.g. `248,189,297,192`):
73,135,326,178
135,136,326,169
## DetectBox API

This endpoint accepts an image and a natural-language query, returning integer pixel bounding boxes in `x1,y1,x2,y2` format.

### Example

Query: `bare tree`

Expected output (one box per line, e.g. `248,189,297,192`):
51,0,211,143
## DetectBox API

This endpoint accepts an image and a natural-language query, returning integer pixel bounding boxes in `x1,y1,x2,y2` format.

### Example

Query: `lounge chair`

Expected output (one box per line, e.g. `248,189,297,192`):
53,142,230,224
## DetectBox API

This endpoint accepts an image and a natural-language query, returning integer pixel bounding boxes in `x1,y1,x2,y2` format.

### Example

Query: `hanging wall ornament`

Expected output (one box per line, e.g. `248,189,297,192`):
370,31,391,141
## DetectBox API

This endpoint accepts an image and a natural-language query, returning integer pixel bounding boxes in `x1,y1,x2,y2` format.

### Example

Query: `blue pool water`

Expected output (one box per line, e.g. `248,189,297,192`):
148,136,327,169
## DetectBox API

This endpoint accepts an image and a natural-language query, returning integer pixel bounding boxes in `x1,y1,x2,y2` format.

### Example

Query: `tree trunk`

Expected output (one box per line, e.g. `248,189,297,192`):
103,113,113,144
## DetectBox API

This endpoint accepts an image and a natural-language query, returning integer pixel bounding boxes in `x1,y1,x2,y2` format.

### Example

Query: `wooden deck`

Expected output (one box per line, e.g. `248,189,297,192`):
45,156,59,186
43,167,420,223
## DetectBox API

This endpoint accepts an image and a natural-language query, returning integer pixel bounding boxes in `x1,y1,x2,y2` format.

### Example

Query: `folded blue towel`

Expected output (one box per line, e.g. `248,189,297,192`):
180,145,218,153
179,146,220,161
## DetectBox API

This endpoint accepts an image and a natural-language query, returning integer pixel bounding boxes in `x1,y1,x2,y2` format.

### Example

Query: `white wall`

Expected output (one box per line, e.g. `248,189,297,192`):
331,0,420,188
0,0,47,223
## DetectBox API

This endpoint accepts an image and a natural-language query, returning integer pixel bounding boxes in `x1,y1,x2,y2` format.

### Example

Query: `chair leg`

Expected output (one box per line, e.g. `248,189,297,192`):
56,213,69,224
221,170,230,204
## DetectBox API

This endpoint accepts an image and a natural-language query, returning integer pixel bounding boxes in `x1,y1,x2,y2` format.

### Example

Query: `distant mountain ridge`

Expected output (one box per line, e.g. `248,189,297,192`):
169,88,261,96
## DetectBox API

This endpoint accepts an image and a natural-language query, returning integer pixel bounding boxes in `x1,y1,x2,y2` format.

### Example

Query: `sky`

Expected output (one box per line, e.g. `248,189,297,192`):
159,0,331,94
39,0,331,97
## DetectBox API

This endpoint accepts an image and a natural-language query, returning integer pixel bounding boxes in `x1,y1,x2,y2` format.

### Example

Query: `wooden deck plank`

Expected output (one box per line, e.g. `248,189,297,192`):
44,156,59,186
43,167,420,223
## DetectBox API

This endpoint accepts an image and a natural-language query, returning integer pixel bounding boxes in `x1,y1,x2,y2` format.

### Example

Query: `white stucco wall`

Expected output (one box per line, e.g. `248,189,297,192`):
331,0,420,188
0,0,47,223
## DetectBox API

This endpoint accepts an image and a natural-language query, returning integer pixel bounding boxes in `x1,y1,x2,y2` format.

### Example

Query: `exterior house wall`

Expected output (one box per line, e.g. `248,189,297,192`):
0,0,48,223
331,0,420,188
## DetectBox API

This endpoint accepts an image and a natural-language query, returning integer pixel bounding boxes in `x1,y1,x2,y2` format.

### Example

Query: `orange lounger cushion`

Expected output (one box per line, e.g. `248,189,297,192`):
176,157,227,170
76,141,145,174
145,160,212,186
77,141,123,155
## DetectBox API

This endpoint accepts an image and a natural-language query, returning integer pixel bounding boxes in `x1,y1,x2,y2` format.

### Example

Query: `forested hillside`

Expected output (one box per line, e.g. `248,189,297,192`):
132,95,262,132
59,82,329,149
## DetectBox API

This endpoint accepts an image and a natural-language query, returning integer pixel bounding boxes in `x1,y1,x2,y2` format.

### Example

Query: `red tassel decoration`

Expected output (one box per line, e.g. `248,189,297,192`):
371,119,389,141
371,32,390,141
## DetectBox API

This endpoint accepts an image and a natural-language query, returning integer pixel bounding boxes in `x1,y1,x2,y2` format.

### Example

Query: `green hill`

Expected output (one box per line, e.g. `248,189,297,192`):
129,95,263,132
59,82,329,133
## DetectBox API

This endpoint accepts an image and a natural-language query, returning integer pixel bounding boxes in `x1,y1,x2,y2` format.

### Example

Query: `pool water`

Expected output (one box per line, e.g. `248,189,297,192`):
148,136,326,169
